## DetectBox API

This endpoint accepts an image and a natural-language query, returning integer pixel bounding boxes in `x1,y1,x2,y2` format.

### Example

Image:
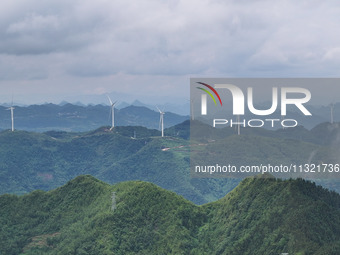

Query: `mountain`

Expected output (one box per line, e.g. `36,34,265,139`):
129,100,190,116
308,103,340,124
0,176,205,255
1,121,340,203
0,175,339,254
197,176,340,255
190,120,340,183
0,126,238,204
0,103,189,132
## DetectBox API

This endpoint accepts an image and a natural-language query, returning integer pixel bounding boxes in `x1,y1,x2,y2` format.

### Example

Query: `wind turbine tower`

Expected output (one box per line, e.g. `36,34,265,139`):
189,99,194,120
237,115,240,135
107,95,117,130
157,106,165,137
7,103,15,132
330,103,334,124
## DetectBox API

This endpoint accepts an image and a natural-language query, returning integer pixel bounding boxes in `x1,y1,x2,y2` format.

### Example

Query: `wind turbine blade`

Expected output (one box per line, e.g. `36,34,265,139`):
107,95,113,105
156,106,161,113
113,101,118,106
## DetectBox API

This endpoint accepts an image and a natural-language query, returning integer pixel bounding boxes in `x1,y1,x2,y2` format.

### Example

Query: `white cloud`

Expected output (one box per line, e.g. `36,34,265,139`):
0,0,340,104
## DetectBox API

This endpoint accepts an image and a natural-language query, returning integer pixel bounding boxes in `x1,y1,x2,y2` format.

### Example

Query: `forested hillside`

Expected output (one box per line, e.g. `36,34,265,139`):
1,121,340,204
0,175,339,254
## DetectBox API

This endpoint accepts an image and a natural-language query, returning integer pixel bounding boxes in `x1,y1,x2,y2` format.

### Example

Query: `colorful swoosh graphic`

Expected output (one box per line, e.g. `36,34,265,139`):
196,82,223,106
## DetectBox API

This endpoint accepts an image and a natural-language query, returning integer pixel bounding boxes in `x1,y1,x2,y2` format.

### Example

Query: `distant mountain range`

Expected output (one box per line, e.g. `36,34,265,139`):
116,99,190,116
0,101,339,133
1,99,190,115
1,175,339,254
0,104,189,132
1,120,340,204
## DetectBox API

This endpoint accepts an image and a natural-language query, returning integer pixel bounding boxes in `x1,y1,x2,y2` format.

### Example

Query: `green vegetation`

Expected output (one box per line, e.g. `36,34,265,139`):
190,121,340,186
198,177,340,255
0,125,238,204
0,175,339,254
1,121,340,204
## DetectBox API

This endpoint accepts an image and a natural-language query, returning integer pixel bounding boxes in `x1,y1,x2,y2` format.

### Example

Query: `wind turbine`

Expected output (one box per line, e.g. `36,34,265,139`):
188,99,194,120
107,95,117,130
330,103,334,124
156,106,165,137
7,100,15,132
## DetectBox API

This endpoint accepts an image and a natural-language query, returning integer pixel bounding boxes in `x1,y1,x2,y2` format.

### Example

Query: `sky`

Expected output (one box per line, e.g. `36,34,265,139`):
1,0,340,106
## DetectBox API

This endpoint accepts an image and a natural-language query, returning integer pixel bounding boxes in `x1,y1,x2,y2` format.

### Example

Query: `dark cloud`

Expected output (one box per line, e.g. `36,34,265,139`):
0,0,340,104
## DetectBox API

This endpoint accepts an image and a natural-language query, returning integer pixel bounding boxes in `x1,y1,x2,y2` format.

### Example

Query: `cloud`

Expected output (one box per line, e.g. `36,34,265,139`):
0,0,340,104
0,1,101,55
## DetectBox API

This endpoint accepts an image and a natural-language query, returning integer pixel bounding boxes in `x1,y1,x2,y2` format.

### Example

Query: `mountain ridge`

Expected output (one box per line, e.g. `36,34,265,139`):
1,121,340,204
1,175,339,254
0,103,189,132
